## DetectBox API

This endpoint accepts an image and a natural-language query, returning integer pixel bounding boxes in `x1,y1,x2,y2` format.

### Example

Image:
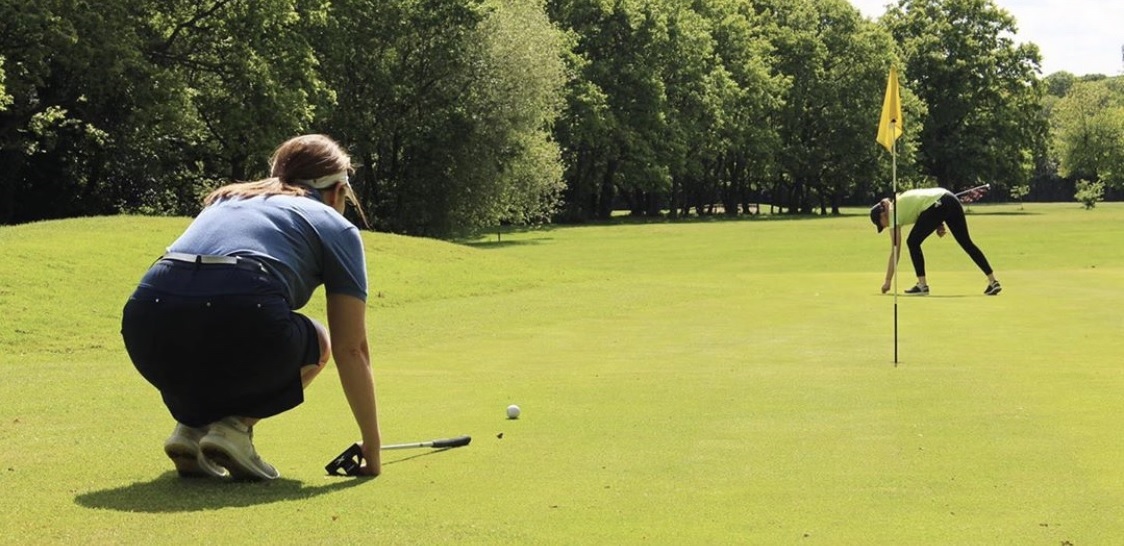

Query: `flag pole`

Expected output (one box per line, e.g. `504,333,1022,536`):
877,66,904,366
891,122,898,366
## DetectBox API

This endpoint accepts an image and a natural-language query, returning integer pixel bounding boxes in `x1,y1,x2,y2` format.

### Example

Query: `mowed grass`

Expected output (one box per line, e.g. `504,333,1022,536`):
1,202,1122,544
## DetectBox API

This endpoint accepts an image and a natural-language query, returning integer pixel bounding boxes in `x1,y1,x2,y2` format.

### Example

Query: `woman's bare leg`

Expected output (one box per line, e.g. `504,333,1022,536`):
301,318,331,388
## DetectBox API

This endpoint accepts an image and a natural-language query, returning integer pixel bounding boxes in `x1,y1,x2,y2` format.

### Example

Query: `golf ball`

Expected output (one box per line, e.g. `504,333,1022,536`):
506,404,521,419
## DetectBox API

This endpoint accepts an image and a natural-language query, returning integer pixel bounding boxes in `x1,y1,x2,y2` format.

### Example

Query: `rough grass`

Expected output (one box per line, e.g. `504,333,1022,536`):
1,203,1122,544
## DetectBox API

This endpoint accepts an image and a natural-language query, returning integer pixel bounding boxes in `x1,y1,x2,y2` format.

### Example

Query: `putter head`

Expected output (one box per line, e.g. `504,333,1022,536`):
325,443,364,476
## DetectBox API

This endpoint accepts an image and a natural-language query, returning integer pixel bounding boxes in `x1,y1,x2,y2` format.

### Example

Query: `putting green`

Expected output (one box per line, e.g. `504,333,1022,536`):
0,203,1121,543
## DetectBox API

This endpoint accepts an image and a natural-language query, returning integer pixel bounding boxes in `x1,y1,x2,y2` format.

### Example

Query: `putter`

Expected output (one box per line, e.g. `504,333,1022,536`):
325,436,473,476
955,183,990,204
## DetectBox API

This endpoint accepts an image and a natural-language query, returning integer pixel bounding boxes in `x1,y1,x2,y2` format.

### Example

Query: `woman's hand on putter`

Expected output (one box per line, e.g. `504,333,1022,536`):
359,442,381,476
327,294,383,478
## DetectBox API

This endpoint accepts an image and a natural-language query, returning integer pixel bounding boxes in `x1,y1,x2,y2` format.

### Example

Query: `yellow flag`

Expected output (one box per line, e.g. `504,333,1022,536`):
876,66,903,153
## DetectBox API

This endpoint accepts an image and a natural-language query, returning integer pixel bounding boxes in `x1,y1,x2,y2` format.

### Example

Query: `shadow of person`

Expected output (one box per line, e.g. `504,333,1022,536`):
74,472,370,513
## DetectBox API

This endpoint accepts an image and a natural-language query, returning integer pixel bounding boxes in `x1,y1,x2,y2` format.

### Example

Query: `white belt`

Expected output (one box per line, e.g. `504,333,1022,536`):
161,253,266,273
162,252,240,265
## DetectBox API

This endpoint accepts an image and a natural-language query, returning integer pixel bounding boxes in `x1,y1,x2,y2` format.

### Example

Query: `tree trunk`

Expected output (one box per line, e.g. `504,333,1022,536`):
597,159,617,220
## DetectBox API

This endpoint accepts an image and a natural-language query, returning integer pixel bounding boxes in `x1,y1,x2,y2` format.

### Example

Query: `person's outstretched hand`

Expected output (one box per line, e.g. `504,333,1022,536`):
359,442,382,477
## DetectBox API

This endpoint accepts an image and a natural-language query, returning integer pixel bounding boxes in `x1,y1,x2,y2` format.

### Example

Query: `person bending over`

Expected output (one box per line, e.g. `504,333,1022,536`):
870,187,1001,296
121,134,381,480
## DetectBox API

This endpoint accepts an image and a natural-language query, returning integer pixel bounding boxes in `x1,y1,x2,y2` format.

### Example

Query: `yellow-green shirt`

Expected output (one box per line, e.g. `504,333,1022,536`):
892,188,948,227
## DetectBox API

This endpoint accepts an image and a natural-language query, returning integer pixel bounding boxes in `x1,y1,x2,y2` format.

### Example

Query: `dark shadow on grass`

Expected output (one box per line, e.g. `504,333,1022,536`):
74,473,370,513
75,448,462,513
461,237,554,249
457,211,839,248
456,205,1038,247
881,294,976,298
963,209,1039,216
382,447,457,465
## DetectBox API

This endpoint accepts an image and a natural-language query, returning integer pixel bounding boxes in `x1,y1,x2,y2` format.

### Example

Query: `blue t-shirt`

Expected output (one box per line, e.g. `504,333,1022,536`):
167,194,367,309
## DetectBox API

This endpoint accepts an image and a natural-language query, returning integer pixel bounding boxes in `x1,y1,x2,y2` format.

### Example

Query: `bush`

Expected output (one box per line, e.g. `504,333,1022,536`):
1074,179,1105,209
1009,184,1029,209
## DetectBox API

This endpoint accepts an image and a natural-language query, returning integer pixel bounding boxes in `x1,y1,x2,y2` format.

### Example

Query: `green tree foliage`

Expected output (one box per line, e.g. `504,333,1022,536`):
1074,178,1104,209
0,0,1113,232
1051,78,1124,189
656,2,721,218
0,1,145,222
883,0,1047,194
316,0,567,237
1043,71,1078,98
0,56,10,112
691,0,783,216
318,0,486,236
147,0,331,179
548,0,676,220
0,1,330,222
469,0,568,229
1,0,568,235
1009,182,1028,208
755,0,908,214
549,0,790,219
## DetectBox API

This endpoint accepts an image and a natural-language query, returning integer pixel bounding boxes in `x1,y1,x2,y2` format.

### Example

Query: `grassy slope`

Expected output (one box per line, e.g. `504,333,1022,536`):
1,203,1122,544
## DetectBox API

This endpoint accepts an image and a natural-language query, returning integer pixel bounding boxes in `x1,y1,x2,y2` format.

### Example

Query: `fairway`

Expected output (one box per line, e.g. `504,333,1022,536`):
1,203,1122,543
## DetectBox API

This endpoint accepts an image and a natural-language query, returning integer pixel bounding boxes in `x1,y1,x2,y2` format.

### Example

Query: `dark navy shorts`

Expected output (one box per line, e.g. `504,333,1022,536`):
121,258,321,427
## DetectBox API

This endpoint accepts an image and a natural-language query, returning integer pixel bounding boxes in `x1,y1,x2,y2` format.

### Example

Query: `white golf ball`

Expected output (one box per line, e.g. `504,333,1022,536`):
506,404,521,419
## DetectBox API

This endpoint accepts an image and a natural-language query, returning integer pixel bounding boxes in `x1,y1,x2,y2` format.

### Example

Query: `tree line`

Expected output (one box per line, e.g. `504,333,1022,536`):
1,0,1121,236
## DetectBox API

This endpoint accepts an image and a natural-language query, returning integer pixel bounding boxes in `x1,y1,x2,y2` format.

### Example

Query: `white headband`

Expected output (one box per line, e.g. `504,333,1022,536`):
296,171,349,189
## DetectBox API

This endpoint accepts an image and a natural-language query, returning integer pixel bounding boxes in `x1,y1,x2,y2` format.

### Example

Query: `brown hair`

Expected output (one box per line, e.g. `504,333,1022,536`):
204,134,369,227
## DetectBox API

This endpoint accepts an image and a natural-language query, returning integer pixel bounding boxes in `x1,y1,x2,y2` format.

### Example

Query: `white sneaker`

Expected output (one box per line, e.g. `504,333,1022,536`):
199,417,280,481
903,284,930,295
164,423,229,478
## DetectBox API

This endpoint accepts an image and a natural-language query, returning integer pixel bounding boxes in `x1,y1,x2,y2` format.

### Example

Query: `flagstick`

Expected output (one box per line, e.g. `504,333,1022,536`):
877,66,903,367
891,120,899,366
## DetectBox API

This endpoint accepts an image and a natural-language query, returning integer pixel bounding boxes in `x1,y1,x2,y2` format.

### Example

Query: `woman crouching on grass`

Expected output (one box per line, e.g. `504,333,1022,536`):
121,134,381,480
870,187,1001,296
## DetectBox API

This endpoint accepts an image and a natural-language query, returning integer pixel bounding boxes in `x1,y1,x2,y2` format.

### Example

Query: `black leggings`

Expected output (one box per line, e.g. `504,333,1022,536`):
907,192,993,278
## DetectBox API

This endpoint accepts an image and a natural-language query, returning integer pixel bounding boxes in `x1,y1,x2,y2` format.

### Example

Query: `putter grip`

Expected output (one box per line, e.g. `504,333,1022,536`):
431,436,472,448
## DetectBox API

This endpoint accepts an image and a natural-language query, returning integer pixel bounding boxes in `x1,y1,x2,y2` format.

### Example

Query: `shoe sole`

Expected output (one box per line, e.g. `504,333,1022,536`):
164,441,227,479
200,436,279,481
986,287,1002,295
